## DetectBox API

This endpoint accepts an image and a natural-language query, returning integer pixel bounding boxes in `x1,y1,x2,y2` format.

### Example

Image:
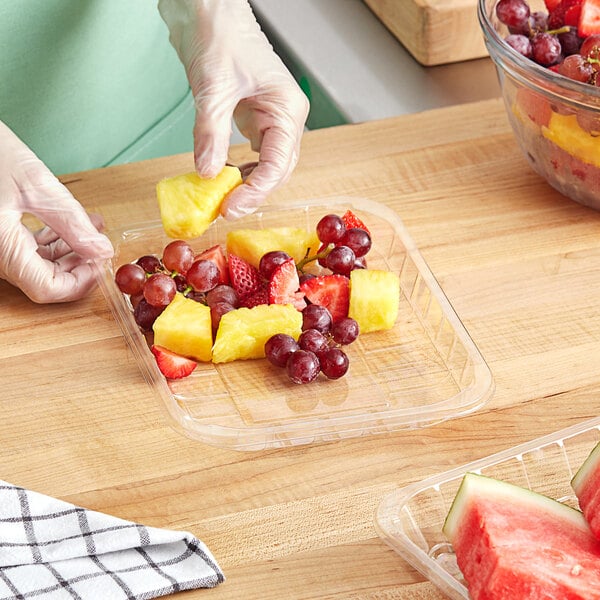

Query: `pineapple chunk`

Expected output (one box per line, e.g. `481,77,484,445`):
152,293,212,362
212,303,302,363
543,112,600,168
157,165,242,239
348,269,400,333
226,227,320,268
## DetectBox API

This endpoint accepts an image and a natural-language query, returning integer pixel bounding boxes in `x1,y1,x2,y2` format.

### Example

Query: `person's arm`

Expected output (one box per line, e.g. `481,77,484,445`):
158,0,310,219
0,121,114,303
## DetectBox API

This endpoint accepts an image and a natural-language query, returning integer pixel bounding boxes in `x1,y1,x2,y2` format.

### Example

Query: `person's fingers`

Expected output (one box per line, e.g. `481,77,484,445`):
18,157,113,260
221,126,300,219
19,258,99,304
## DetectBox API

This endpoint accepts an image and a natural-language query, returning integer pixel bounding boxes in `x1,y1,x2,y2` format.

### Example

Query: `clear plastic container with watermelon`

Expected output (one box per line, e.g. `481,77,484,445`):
376,416,600,599
96,197,494,451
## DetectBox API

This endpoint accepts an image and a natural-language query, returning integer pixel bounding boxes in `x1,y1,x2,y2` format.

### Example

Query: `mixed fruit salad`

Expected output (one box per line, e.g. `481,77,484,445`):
114,169,400,385
493,0,600,207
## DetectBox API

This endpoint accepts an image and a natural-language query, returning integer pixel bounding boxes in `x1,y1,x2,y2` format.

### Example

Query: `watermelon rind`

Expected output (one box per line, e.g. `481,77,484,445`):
442,472,588,543
572,441,600,495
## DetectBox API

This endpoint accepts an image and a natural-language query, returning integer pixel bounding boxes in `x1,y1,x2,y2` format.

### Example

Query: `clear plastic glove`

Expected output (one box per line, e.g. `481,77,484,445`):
158,0,310,219
0,121,114,303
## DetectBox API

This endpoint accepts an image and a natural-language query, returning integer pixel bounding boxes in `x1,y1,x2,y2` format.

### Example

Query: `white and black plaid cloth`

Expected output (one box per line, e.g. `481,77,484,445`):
0,480,224,599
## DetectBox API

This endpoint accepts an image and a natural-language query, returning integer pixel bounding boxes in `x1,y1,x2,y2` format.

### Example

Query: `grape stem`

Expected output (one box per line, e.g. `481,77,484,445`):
296,245,331,273
545,26,571,37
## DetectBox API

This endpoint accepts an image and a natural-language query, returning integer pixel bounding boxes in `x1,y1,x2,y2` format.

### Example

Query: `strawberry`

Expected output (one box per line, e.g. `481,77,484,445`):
341,209,370,235
545,0,563,10
579,0,600,36
228,253,262,297
268,257,306,311
151,345,197,379
195,244,229,284
565,2,583,25
239,285,270,308
299,274,350,323
548,0,582,28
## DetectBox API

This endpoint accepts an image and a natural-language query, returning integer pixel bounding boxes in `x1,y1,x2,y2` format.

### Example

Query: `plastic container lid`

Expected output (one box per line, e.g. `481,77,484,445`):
96,197,494,451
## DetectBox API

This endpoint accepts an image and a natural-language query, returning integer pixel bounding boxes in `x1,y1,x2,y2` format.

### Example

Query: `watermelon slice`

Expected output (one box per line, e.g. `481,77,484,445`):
572,441,600,539
443,473,600,599
579,0,600,37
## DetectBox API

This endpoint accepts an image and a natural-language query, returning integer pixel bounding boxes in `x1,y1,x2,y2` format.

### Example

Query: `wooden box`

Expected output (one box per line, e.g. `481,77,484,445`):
363,0,489,66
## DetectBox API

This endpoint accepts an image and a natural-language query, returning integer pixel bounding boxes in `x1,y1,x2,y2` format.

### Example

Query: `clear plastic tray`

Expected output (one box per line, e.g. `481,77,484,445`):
96,196,494,451
375,417,600,599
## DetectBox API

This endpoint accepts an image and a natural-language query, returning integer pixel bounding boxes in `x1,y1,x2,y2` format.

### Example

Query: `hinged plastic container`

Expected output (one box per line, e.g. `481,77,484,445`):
376,416,600,599
96,197,494,450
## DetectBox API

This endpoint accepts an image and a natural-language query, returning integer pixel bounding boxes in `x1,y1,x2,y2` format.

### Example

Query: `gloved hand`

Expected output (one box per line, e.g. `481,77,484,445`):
158,0,310,219
0,121,114,303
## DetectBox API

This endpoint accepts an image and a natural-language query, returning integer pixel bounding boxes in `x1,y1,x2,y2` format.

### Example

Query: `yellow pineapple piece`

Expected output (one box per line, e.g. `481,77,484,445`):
348,269,400,333
212,303,302,363
226,227,320,268
157,165,242,239
542,113,600,168
152,293,213,362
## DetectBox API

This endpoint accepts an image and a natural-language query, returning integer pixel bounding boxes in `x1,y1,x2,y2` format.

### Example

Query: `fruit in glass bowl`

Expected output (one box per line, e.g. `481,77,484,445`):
478,0,600,209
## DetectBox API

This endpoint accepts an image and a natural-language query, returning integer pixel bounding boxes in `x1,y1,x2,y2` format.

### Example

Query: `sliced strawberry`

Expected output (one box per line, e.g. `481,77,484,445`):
545,0,563,10
268,257,306,310
299,274,350,322
565,2,583,25
548,0,583,28
151,345,197,379
341,209,370,235
579,0,600,36
195,244,229,284
239,285,270,308
228,253,262,297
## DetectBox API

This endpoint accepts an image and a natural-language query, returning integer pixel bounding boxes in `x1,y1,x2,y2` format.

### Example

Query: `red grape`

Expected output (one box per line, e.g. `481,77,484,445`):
210,301,235,332
162,240,195,274
173,274,188,292
505,33,532,58
143,273,176,307
136,255,162,274
558,54,594,83
265,333,300,367
302,304,332,334
286,350,320,384
298,329,329,355
259,250,291,280
206,284,239,308
115,263,146,295
496,0,530,29
339,227,371,257
316,214,345,244
187,259,219,292
531,32,561,67
331,317,360,345
580,34,600,62
319,347,349,379
325,245,355,276
134,298,165,330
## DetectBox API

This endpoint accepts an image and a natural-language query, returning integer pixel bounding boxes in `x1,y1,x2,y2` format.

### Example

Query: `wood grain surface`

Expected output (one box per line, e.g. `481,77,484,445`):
3,98,600,598
362,0,487,65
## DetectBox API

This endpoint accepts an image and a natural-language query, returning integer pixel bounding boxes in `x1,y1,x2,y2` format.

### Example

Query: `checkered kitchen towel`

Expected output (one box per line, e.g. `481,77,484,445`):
0,480,224,599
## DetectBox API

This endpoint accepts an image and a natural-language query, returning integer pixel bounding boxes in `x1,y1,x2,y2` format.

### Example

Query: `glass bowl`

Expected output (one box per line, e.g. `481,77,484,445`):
478,0,600,210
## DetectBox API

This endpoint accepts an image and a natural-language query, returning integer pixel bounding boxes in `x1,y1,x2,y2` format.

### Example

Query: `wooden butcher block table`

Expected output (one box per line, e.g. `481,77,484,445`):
3,98,600,599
